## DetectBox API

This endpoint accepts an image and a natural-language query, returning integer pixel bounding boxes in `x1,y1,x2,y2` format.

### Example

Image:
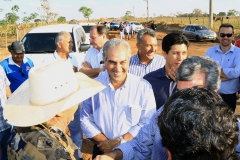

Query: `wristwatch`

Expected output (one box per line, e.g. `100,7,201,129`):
119,136,126,144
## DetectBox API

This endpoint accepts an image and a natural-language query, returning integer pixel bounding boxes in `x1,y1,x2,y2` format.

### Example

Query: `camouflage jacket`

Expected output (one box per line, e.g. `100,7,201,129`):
7,125,77,160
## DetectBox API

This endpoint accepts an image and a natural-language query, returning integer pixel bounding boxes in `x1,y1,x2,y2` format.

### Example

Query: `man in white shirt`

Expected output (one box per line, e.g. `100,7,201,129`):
79,25,109,78
80,38,156,159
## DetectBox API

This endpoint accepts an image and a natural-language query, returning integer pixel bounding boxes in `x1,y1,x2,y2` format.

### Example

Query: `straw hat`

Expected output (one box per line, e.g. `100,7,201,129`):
3,59,105,127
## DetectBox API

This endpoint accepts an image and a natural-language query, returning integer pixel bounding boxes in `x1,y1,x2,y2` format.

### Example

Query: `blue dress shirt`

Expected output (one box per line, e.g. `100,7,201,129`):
143,67,176,109
129,53,165,78
205,45,240,94
80,71,156,140
116,107,167,160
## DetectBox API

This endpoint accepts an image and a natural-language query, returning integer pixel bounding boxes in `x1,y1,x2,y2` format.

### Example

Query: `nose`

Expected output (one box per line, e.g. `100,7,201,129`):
115,63,121,72
178,53,184,61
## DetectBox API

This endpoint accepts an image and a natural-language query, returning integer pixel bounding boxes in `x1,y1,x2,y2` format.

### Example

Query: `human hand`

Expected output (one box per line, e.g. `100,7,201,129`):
73,66,78,72
94,155,114,160
168,67,177,81
82,61,92,68
97,139,120,153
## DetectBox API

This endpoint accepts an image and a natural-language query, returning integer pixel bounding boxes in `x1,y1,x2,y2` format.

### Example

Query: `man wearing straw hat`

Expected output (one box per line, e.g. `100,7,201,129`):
4,59,105,160
43,31,84,159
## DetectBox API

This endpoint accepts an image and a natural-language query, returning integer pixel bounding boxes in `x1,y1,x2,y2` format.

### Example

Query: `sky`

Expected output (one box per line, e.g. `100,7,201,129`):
0,0,239,22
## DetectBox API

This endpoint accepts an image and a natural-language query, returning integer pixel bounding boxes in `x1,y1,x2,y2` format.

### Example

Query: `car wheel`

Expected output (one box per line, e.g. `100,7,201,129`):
195,36,200,42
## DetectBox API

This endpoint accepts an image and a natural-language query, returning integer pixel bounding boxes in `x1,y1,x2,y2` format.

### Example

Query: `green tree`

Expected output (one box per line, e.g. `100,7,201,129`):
192,8,202,17
218,12,226,16
11,5,19,13
227,9,237,16
125,11,132,17
57,16,66,23
5,13,19,24
22,12,38,23
78,6,93,21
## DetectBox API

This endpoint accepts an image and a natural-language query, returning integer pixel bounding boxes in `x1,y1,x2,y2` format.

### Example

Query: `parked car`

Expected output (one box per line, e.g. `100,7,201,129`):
131,21,144,32
110,22,120,30
182,24,217,42
21,24,90,67
79,23,96,44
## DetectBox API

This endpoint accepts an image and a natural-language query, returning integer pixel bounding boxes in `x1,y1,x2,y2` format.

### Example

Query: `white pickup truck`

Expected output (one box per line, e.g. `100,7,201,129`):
21,24,90,68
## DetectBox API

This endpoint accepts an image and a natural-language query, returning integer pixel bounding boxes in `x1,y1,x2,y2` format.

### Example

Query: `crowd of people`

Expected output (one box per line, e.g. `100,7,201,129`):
0,22,240,160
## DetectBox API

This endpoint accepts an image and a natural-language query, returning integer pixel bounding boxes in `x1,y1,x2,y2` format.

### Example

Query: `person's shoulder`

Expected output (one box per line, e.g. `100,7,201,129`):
0,58,9,67
144,68,162,79
128,73,152,87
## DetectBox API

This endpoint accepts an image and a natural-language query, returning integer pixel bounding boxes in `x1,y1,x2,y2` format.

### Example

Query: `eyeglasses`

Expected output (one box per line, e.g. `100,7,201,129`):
219,33,233,38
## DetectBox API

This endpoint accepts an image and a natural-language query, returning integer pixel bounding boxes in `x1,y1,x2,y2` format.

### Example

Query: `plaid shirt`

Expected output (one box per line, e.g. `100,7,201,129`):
0,66,11,132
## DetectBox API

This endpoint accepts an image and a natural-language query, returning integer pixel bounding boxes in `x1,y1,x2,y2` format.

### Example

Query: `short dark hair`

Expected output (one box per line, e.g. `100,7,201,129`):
159,87,238,160
218,23,234,33
162,33,189,54
91,25,109,38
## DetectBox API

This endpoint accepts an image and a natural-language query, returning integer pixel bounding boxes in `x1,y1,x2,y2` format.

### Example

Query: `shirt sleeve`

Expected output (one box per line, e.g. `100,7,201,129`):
0,65,10,86
222,48,240,79
116,110,161,160
80,96,102,139
127,83,156,137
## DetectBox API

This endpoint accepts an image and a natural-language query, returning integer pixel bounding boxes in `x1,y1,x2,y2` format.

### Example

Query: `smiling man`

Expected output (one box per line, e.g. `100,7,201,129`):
80,38,156,159
95,56,221,160
143,33,189,109
129,28,165,78
205,23,240,111
0,41,34,92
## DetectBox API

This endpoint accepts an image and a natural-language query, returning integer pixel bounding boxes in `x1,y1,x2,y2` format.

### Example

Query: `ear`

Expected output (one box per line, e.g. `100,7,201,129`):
162,51,167,59
136,42,141,50
166,148,172,160
57,41,62,48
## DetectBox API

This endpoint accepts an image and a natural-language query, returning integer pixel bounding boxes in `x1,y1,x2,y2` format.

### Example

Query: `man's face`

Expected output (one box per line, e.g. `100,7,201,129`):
104,45,129,85
217,27,234,47
177,72,206,90
58,33,73,54
11,52,24,64
90,28,105,50
163,44,188,69
137,34,158,60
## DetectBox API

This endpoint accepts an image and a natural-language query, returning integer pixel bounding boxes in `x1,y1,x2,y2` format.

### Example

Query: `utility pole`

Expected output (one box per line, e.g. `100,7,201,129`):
143,0,149,22
209,0,213,29
133,6,135,18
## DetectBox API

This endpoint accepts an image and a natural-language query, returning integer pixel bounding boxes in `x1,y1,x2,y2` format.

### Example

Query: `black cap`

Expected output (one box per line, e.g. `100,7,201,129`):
10,41,25,54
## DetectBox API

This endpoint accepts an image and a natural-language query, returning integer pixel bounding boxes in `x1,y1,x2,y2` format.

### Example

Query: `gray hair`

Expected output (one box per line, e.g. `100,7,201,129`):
176,56,221,91
55,31,70,45
102,38,131,61
136,28,156,44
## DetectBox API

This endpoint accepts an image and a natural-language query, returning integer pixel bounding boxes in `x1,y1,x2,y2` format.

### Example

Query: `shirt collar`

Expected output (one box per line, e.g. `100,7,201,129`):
106,73,130,90
216,44,235,54
135,51,155,65
54,50,72,59
8,56,28,67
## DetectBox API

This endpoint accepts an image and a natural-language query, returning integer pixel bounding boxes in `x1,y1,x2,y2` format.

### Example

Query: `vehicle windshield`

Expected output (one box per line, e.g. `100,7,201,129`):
195,25,208,30
134,22,140,25
82,26,93,33
111,23,119,25
21,33,76,53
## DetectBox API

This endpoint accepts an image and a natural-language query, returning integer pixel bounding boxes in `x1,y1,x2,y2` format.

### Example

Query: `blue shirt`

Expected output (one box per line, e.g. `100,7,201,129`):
143,67,176,109
0,66,11,132
116,107,167,160
205,45,240,94
0,56,34,92
117,106,240,160
80,71,156,140
129,53,165,78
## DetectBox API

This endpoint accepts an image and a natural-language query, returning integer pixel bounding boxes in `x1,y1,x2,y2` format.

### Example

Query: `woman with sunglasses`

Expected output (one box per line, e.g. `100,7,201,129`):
205,23,240,112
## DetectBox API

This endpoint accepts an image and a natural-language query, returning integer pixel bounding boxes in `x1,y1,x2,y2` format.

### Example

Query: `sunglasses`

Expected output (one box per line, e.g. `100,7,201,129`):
219,33,233,38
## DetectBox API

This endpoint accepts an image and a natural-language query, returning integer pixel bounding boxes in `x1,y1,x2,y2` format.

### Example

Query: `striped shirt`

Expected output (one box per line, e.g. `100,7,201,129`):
129,53,165,78
83,47,104,68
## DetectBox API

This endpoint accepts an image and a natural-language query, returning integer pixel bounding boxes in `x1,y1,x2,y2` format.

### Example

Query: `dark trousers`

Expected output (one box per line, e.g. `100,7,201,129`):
220,93,236,111
92,144,103,159
0,127,11,160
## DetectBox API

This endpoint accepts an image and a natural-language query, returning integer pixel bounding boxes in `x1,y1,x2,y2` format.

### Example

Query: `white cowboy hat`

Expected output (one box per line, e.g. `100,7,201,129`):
3,59,105,127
